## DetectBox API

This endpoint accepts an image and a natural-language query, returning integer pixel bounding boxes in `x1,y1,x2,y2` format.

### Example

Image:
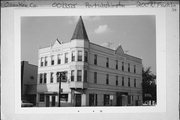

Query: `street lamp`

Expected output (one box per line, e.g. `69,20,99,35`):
57,71,66,107
57,72,61,107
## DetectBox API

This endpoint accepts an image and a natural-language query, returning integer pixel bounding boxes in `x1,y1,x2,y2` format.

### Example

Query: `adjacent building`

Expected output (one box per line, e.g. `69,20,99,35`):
21,61,38,105
36,16,143,107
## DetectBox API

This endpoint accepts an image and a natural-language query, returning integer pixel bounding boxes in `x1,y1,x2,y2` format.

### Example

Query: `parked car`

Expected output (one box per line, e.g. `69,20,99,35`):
21,100,34,107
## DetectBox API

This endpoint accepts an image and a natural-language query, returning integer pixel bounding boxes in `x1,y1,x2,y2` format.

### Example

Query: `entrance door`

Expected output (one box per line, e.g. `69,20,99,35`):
117,95,122,106
104,94,110,106
52,96,56,107
75,94,81,107
46,95,50,107
116,92,128,106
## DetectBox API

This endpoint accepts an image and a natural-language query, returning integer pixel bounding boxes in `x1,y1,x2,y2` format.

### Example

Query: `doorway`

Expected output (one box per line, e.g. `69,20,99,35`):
75,94,81,106
46,95,50,107
52,96,56,107
116,92,128,106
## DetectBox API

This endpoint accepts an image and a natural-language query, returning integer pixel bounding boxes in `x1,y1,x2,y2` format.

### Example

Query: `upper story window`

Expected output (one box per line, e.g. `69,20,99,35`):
94,72,97,84
44,73,47,83
39,73,43,84
61,72,67,82
116,60,118,70
71,51,75,62
122,76,124,86
116,76,118,86
84,70,87,82
78,51,82,61
50,72,53,83
57,54,62,64
71,70,74,81
122,62,124,71
51,55,54,65
106,74,109,85
44,57,47,66
106,58,109,68
84,51,88,62
65,53,68,63
128,63,130,72
94,54,97,65
128,78,130,87
39,73,47,84
134,79,136,87
134,65,136,73
77,70,82,82
56,72,67,82
40,57,43,67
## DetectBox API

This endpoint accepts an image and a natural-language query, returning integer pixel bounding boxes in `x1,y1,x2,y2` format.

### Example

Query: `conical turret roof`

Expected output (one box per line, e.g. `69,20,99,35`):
71,16,89,41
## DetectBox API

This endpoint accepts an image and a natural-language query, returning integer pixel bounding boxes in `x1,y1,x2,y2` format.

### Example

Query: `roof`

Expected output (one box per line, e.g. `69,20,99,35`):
71,16,89,41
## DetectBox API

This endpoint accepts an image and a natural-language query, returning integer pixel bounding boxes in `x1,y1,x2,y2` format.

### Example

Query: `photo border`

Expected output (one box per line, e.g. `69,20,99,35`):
14,8,166,114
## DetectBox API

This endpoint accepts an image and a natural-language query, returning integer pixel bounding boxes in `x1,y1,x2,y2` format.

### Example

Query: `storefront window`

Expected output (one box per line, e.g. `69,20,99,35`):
39,94,44,102
61,94,68,102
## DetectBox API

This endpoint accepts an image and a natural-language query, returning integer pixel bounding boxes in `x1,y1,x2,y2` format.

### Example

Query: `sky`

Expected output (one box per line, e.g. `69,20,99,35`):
21,16,156,74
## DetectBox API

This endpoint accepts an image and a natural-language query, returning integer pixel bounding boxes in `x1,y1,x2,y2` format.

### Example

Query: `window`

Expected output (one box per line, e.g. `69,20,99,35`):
77,70,82,82
122,62,124,71
128,78,130,87
134,79,136,87
45,57,47,66
84,70,87,82
106,74,109,85
116,60,118,70
122,77,124,86
104,94,110,106
61,72,67,82
116,76,118,86
57,54,61,64
128,63,130,72
84,51,88,62
61,94,68,102
39,94,44,102
94,72,97,84
65,53,68,63
56,72,67,82
94,54,97,65
106,58,109,68
50,72,53,83
78,51,82,61
44,73,47,83
39,74,43,84
71,51,75,62
51,55,54,65
89,94,97,106
71,70,74,81
40,57,43,66
134,65,136,73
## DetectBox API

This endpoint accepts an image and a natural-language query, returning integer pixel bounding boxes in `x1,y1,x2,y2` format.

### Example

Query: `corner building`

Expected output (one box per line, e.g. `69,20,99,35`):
36,17,143,107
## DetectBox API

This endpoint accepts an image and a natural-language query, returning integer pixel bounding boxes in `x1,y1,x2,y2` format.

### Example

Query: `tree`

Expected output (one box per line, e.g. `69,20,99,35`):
142,67,156,104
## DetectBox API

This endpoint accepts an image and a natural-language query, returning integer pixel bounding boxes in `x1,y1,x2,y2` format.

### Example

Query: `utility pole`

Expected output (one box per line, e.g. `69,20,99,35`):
57,72,61,107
